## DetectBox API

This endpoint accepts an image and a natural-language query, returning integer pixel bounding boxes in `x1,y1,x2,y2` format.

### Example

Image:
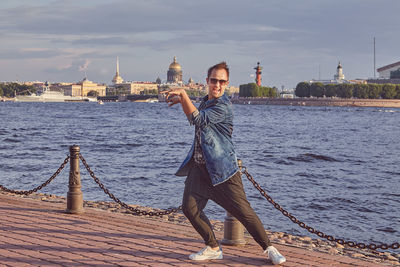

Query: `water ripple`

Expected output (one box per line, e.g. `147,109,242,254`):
287,153,339,162
1,102,399,251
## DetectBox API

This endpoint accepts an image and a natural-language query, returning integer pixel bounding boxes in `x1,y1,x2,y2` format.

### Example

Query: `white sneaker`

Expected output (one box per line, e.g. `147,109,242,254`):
265,246,286,265
189,246,223,261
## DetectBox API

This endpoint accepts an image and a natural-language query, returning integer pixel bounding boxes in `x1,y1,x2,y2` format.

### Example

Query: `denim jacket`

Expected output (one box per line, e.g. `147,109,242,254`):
175,94,239,186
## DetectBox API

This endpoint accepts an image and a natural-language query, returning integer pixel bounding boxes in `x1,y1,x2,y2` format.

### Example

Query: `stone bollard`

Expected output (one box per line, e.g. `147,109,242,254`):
221,212,246,246
66,145,84,214
221,159,246,246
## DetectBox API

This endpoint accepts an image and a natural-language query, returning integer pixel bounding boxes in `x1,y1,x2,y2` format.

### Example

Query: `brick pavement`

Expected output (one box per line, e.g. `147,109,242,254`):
0,194,385,266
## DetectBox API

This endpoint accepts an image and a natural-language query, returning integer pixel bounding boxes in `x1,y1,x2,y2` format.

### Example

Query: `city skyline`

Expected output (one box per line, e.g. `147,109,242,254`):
0,0,399,88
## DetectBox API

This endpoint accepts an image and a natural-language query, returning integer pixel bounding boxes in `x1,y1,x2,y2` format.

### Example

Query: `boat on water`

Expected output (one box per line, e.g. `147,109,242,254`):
15,84,95,103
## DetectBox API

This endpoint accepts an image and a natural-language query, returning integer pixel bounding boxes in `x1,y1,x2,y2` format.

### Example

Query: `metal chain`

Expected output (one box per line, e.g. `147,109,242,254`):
79,154,182,216
241,166,399,250
0,156,70,195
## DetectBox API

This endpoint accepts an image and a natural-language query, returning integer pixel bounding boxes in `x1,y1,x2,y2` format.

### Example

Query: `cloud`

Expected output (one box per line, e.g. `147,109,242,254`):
0,48,65,60
78,59,91,72
0,0,400,87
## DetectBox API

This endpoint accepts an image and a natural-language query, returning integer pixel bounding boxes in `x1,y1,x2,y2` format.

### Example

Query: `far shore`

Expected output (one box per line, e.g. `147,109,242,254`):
3,95,400,108
232,97,400,108
1,190,398,266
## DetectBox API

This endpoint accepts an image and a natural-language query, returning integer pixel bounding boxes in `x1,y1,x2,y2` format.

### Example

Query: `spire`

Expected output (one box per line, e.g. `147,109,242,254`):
116,56,120,75
112,56,123,84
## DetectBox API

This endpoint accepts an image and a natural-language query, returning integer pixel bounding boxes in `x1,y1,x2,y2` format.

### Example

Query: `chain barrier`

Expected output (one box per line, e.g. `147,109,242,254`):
241,166,399,251
12,151,394,250
0,156,70,195
78,154,182,216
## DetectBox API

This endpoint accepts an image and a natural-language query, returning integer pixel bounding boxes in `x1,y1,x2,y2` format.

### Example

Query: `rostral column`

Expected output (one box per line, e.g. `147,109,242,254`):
254,62,262,86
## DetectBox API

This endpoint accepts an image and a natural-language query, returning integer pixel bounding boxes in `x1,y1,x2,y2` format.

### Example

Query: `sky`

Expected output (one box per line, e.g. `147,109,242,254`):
0,0,399,89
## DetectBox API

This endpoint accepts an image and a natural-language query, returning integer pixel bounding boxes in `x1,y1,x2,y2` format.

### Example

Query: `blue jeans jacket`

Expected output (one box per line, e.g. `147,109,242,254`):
175,94,239,186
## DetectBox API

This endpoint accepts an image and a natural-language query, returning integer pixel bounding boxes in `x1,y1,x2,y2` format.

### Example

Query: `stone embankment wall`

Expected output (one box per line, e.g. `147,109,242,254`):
231,97,400,108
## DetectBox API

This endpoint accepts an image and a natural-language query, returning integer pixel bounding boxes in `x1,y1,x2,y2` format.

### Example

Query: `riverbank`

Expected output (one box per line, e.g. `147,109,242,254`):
1,191,398,266
231,97,400,108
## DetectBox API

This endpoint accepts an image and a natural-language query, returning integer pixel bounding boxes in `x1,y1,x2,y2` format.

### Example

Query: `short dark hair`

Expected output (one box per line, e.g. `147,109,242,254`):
207,62,229,80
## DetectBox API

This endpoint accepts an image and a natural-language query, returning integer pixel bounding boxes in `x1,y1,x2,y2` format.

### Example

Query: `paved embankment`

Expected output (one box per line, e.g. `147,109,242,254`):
0,193,397,266
231,97,400,108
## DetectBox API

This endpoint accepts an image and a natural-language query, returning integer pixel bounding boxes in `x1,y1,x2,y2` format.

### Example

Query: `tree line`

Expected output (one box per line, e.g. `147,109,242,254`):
239,83,278,97
0,83,36,97
295,82,400,99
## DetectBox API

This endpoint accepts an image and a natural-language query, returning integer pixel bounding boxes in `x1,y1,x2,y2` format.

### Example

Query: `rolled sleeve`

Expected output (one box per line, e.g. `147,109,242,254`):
186,109,199,125
192,104,227,128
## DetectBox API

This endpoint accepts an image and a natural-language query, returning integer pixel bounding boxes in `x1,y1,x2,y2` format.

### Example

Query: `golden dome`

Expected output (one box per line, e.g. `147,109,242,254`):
169,56,181,70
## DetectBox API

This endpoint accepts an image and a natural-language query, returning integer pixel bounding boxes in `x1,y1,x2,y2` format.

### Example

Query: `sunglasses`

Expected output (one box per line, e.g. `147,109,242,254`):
209,78,228,85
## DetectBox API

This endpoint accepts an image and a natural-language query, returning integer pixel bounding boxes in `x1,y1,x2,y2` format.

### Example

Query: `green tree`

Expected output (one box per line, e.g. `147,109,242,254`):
142,89,157,95
396,85,400,99
3,83,17,97
270,87,278,97
251,84,260,97
367,84,382,99
259,86,269,97
336,84,353,98
325,84,336,97
239,83,277,98
353,84,368,99
381,84,396,99
1,83,35,97
310,82,325,97
239,83,257,97
19,84,35,95
239,83,249,97
295,82,310,97
0,85,3,97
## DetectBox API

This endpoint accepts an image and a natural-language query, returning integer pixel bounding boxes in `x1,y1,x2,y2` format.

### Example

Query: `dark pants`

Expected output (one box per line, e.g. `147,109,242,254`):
182,163,272,250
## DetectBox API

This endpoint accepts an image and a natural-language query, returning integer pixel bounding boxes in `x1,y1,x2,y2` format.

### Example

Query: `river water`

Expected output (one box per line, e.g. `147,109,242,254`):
0,101,399,248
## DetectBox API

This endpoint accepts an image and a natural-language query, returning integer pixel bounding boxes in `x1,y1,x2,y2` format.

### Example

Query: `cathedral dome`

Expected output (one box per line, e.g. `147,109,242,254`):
169,56,181,70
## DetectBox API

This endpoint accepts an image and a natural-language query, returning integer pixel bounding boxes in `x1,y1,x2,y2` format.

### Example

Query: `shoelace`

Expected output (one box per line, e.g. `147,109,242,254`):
199,247,208,255
263,248,278,257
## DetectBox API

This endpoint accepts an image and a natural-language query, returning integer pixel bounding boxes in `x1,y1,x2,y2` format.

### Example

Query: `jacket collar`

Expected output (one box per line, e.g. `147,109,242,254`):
202,93,230,106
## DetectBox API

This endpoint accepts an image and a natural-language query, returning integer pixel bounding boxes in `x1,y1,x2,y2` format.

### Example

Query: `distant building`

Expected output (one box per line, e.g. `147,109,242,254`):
107,57,158,95
367,60,400,84
167,56,183,83
62,78,106,97
310,62,349,85
225,86,239,95
279,91,295,98
377,61,400,79
107,81,158,95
